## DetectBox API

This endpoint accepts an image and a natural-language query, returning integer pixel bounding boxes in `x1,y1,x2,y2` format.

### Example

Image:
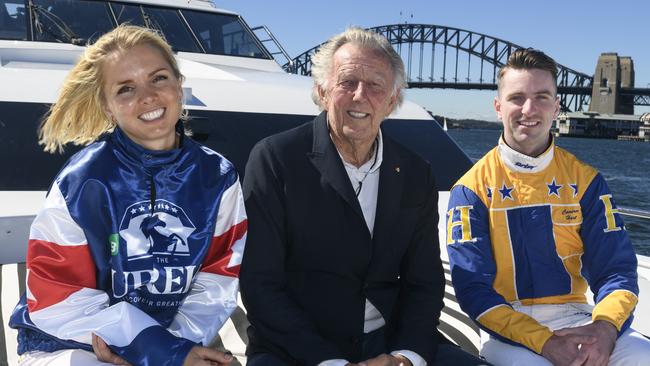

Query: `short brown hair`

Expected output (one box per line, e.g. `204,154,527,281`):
497,48,558,93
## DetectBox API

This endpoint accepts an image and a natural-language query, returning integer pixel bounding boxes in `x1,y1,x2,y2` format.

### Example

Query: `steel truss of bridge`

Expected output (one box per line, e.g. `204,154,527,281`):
283,24,650,112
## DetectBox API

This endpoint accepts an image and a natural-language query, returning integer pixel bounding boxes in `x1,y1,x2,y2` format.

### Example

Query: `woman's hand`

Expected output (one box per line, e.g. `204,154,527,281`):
92,333,131,365
92,333,234,366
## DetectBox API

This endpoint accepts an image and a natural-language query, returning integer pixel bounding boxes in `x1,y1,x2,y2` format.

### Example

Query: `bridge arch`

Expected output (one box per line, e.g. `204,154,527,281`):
284,24,593,111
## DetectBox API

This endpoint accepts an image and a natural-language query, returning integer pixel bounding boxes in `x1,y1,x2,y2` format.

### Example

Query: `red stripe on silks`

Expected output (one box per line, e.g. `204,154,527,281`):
26,239,96,312
202,219,247,277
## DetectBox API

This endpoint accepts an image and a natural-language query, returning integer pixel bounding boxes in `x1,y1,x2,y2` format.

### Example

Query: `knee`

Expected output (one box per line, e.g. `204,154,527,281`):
610,331,650,365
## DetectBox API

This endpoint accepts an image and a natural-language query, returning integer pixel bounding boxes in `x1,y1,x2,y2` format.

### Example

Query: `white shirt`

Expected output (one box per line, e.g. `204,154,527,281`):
320,130,425,366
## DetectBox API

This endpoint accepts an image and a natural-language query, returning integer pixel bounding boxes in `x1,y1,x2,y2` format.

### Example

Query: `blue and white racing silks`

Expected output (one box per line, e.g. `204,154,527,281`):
9,124,247,365
446,137,638,354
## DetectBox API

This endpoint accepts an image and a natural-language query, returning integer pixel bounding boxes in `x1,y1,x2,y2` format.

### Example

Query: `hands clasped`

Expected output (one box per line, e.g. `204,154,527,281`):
541,320,617,366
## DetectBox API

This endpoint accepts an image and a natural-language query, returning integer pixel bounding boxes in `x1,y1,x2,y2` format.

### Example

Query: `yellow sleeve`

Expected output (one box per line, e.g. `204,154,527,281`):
592,290,638,331
478,304,553,354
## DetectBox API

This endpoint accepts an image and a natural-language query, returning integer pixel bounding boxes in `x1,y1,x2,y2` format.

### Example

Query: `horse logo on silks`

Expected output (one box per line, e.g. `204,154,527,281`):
119,200,196,261
140,215,190,255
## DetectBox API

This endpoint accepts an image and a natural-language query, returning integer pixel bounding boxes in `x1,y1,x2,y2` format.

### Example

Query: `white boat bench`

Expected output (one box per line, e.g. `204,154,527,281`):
4,195,649,365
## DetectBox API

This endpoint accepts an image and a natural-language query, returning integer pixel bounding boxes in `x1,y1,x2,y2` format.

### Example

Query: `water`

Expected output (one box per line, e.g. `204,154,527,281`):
447,129,650,256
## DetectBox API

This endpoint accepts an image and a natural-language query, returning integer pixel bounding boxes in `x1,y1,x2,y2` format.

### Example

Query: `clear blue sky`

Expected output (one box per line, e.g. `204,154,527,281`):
221,0,650,121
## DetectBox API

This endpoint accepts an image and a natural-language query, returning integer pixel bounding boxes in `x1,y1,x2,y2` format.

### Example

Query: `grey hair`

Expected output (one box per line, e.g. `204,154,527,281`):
310,27,407,110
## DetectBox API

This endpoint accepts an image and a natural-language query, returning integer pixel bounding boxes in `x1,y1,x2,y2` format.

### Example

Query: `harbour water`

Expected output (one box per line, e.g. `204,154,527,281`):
447,129,650,255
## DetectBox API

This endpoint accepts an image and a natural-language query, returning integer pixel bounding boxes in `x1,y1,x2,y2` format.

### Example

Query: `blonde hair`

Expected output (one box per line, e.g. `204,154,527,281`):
39,25,183,153
310,27,406,109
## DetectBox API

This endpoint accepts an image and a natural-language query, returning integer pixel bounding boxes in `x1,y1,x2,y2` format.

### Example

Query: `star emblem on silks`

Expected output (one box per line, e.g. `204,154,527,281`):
498,182,514,201
570,183,579,198
547,178,563,197
486,186,493,201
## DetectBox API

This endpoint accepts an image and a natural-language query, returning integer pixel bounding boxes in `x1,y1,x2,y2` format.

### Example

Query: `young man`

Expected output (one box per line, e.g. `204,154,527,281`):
447,48,650,366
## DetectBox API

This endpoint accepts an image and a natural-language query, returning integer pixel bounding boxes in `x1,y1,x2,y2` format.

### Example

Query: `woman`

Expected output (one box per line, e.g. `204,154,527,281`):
9,25,247,366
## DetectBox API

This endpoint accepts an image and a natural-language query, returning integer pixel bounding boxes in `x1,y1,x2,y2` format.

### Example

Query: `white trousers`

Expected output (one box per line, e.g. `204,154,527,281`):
480,303,650,366
18,349,114,366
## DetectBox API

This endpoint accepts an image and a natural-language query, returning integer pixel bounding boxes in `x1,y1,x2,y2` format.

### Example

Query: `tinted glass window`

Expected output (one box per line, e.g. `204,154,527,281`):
0,101,78,190
111,4,200,53
110,3,146,27
31,0,114,44
0,0,28,40
181,10,268,58
144,6,199,52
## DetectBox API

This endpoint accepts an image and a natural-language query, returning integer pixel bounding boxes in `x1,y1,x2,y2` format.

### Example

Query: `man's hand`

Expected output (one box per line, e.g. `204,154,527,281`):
554,320,618,366
346,353,413,366
92,333,131,365
182,346,234,366
541,332,596,366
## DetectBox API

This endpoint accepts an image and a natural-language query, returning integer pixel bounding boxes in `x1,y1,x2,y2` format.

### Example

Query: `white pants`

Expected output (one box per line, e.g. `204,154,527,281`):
480,303,650,366
18,349,114,366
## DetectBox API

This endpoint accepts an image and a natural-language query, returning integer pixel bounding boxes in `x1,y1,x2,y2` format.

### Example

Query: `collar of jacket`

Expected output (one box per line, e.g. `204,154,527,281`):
497,134,555,173
111,120,186,169
309,112,365,218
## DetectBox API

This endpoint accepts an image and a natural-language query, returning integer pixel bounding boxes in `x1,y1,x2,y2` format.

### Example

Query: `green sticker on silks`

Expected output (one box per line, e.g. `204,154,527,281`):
109,234,119,256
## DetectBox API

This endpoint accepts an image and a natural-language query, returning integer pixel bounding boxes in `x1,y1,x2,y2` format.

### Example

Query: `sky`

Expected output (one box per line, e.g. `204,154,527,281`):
221,0,650,121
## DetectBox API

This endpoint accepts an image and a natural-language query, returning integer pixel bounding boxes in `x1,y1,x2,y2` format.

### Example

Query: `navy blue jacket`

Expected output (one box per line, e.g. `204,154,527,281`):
240,112,445,365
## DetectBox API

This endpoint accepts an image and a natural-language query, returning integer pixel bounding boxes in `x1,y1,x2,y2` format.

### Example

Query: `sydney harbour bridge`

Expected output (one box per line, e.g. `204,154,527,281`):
272,24,650,113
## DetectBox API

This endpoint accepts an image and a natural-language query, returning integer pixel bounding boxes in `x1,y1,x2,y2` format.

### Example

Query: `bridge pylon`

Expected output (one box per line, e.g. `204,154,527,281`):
589,52,635,114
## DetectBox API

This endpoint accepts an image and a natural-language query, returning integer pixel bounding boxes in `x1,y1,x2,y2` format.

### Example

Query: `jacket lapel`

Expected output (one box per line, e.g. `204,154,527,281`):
372,135,403,247
307,112,364,219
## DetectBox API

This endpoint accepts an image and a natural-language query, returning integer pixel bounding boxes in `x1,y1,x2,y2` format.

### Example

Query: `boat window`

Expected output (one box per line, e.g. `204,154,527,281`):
181,10,269,58
3,1,270,59
110,3,146,28
110,3,200,53
30,0,113,44
0,0,27,40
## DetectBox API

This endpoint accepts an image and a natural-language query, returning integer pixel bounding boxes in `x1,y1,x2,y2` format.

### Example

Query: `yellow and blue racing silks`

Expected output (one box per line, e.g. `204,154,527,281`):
446,138,638,354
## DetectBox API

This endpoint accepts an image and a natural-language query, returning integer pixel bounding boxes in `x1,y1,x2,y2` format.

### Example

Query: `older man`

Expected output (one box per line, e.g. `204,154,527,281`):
240,28,485,366
447,48,650,366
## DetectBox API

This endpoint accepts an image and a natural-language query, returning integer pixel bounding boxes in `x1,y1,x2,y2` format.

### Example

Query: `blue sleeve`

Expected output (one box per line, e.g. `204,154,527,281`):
447,185,504,319
112,327,196,366
580,173,638,332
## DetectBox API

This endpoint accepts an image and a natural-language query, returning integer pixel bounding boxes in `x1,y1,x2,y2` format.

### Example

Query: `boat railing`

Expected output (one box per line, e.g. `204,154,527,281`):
250,25,294,69
620,207,650,220
619,207,650,258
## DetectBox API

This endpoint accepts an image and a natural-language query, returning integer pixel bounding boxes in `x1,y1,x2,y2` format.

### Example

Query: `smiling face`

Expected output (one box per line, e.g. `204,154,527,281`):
320,43,398,155
102,43,183,151
495,68,560,157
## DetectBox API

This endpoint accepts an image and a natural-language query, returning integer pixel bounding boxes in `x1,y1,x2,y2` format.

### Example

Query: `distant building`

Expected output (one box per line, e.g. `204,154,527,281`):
637,113,650,141
553,52,647,142
555,112,646,141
